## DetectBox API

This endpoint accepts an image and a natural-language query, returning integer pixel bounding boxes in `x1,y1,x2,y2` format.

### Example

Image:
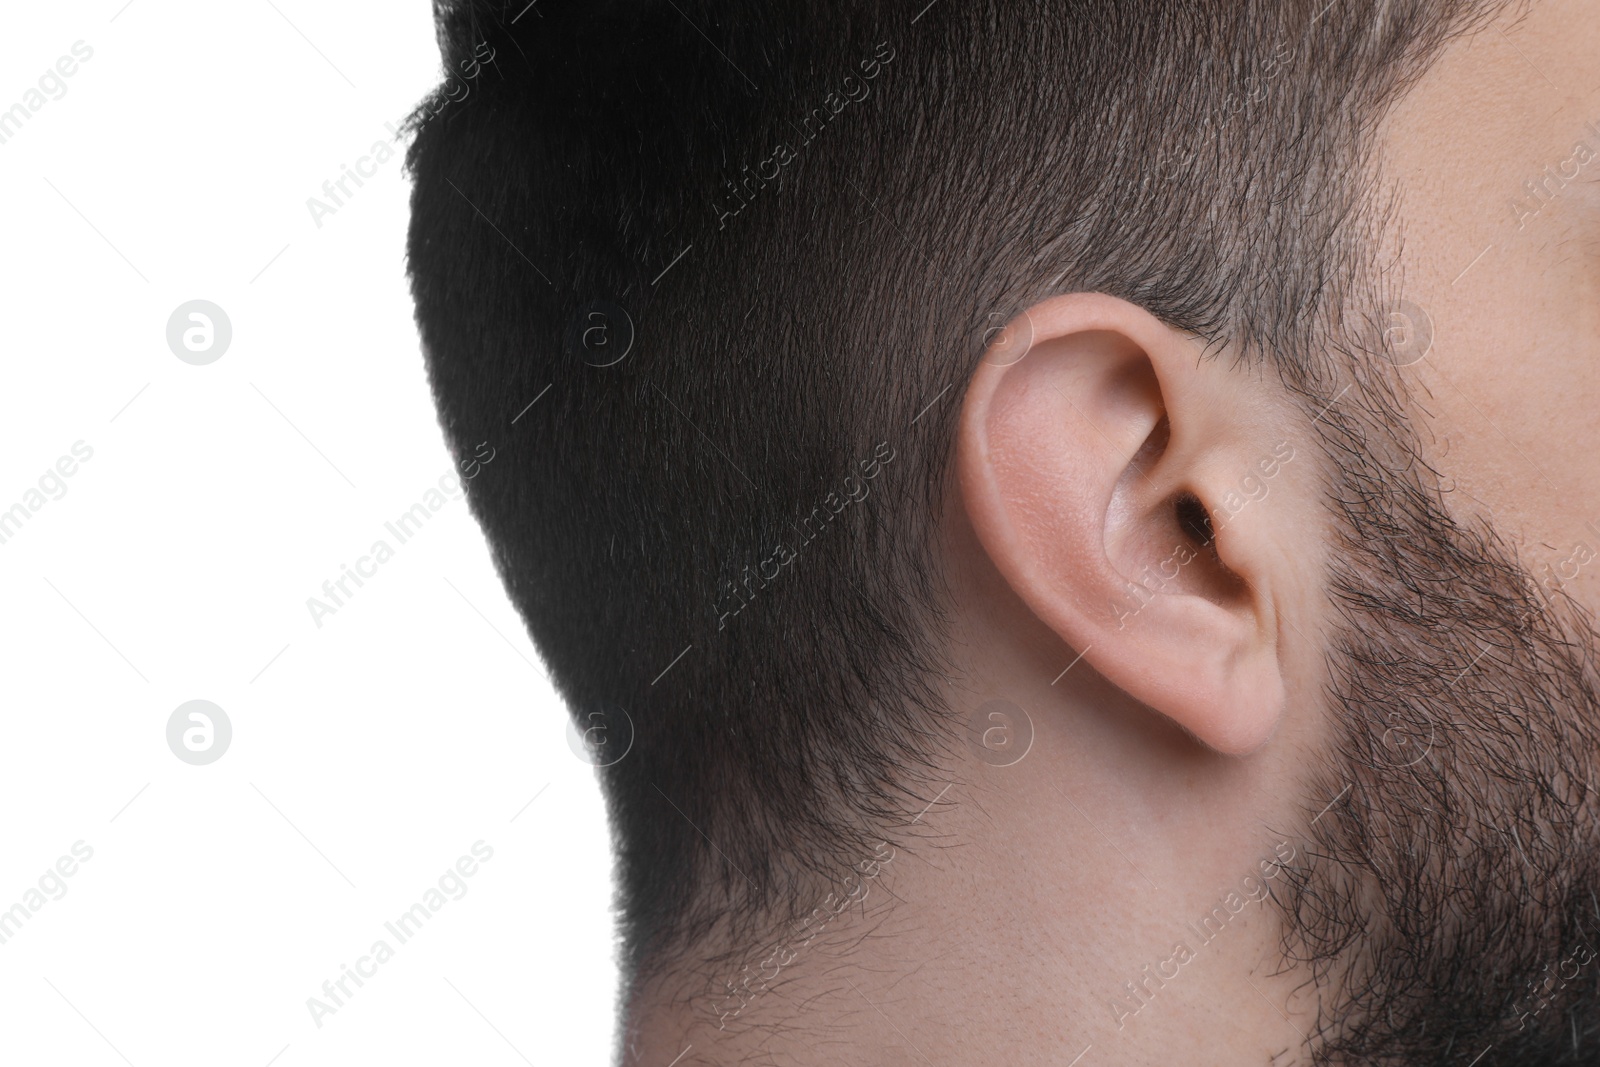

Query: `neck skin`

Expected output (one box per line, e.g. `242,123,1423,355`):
621,509,1329,1067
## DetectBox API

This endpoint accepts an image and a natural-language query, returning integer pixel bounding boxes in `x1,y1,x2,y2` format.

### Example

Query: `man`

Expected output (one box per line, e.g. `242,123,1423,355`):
404,0,1600,1062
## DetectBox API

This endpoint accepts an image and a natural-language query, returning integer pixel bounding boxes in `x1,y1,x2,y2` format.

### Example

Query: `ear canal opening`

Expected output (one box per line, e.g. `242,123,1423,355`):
1171,490,1250,606
1175,492,1214,548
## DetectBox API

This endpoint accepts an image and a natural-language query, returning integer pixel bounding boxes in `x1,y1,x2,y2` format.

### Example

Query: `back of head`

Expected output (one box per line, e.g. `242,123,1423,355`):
404,0,1512,988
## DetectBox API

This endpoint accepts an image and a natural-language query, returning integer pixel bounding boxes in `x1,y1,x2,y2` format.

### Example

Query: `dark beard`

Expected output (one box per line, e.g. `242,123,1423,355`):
1270,366,1600,1065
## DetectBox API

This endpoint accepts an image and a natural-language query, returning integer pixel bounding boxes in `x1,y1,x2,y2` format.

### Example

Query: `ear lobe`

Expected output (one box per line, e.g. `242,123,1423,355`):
957,293,1286,756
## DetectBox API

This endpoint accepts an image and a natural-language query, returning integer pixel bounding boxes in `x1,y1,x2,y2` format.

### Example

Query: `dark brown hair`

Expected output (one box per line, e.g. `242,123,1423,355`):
404,0,1517,985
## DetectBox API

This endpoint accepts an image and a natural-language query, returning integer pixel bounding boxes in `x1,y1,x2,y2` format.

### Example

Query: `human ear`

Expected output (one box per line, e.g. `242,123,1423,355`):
957,292,1290,754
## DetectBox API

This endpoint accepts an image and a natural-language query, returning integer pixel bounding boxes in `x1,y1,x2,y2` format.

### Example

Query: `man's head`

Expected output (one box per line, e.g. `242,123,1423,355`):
406,0,1600,1061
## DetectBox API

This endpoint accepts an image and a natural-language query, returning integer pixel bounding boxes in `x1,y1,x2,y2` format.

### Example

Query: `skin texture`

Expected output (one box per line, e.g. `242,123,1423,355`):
1381,0,1600,613
621,1,1600,1063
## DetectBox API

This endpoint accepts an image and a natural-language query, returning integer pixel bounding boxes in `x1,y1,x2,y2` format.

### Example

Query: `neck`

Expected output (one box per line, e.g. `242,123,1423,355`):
618,791,1318,1066
618,847,953,1067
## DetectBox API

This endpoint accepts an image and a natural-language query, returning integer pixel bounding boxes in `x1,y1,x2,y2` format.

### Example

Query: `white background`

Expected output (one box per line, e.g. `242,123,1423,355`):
0,3,618,1065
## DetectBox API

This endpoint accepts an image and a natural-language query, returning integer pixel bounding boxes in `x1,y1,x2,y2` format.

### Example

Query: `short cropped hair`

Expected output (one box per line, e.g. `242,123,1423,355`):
404,0,1518,984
